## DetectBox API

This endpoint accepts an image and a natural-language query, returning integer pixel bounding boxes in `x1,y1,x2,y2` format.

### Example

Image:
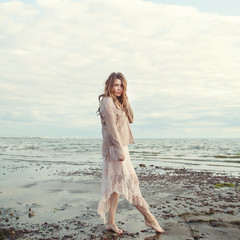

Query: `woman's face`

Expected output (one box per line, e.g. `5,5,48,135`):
112,79,123,97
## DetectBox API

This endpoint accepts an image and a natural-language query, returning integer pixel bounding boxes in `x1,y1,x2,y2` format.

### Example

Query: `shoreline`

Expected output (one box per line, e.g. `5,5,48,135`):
0,160,240,239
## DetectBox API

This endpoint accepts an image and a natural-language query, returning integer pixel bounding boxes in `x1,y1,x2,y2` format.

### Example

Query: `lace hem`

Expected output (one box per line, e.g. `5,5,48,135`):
97,176,149,223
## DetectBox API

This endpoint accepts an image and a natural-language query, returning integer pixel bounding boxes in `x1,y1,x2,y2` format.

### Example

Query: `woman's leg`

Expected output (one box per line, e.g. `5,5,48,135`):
134,204,164,233
106,192,123,234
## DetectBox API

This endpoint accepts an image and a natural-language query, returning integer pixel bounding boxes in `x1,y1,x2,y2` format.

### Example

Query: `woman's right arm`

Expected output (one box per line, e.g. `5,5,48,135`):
101,98,125,161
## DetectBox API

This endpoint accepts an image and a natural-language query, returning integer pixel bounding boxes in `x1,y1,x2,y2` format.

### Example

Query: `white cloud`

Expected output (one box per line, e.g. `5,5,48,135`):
0,0,240,137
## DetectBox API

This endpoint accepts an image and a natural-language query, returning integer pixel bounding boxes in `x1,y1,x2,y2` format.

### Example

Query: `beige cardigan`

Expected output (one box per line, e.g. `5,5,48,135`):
99,96,135,160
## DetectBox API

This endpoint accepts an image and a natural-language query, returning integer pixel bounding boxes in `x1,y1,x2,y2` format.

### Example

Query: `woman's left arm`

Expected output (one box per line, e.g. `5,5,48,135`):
125,100,134,124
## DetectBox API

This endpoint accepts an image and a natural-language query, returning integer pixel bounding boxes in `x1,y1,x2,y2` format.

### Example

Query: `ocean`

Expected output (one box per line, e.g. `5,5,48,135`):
0,137,239,175
0,137,239,237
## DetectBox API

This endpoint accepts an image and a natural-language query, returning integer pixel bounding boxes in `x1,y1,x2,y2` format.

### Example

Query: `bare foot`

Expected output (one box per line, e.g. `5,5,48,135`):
145,216,164,233
106,223,123,234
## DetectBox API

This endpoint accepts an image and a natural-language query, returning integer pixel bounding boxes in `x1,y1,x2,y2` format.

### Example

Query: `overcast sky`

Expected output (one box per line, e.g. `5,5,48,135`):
0,0,240,138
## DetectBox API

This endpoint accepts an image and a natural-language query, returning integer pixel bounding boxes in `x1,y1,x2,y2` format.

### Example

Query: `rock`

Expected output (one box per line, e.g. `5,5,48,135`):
205,209,215,215
28,212,35,218
194,236,200,240
139,164,146,167
209,219,223,227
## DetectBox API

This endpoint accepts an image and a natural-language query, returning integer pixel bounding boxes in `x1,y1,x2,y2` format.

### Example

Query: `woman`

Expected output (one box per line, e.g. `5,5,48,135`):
97,72,164,234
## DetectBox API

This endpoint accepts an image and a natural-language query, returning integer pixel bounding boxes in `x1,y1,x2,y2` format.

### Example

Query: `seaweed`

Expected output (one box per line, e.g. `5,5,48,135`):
214,183,235,188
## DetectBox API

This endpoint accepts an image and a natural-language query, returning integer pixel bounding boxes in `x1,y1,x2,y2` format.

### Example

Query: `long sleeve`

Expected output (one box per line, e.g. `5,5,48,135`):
100,98,125,160
125,100,134,124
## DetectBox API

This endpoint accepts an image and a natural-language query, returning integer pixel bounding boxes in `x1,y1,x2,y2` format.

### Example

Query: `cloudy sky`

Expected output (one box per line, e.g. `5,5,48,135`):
0,0,239,138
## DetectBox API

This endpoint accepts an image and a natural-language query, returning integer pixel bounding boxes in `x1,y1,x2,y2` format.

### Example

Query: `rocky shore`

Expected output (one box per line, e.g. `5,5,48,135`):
0,162,239,240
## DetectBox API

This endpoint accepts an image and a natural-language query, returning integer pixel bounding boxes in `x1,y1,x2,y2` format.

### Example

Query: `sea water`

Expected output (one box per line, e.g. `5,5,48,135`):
0,137,239,175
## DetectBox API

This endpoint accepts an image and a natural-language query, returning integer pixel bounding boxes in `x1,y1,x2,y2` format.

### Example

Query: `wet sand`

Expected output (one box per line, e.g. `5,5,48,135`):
0,159,239,240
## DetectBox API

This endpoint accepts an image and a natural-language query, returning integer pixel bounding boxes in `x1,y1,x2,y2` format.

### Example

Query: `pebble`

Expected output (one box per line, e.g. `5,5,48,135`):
28,212,34,218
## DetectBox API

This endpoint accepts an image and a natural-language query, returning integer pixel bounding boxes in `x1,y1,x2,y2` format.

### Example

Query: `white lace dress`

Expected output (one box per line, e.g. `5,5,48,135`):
97,146,149,223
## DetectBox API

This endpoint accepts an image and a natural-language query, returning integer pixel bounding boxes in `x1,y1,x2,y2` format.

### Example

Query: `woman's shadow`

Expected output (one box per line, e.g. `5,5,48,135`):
101,230,162,240
144,233,162,240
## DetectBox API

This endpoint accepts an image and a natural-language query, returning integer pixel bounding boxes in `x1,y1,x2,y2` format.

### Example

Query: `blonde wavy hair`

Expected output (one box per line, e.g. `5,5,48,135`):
98,72,128,113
